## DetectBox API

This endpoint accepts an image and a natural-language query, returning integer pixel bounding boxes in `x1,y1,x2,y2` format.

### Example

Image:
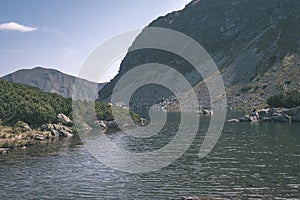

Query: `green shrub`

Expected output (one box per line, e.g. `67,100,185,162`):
0,80,71,128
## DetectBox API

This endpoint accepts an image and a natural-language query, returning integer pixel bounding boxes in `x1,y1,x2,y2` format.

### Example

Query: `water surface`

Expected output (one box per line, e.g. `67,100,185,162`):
0,113,299,199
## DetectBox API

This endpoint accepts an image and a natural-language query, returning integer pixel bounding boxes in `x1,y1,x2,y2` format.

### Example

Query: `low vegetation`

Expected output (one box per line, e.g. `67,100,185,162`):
0,80,140,130
267,90,300,108
0,80,72,128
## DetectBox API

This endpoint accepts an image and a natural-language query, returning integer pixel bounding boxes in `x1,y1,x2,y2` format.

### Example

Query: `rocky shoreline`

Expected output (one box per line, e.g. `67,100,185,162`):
0,113,146,154
227,106,300,123
0,114,76,154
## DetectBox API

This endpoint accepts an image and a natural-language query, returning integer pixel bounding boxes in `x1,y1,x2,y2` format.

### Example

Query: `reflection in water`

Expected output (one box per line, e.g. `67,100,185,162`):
0,113,299,199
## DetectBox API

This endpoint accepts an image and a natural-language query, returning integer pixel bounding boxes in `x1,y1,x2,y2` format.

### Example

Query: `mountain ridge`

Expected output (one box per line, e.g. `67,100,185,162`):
99,0,300,110
1,67,106,99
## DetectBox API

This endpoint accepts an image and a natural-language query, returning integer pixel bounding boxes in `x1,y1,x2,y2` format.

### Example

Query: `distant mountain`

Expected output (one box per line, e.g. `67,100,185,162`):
99,0,300,110
1,67,106,99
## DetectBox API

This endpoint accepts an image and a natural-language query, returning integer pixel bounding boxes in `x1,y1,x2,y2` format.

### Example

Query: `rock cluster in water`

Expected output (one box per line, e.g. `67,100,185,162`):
0,114,76,153
228,107,300,123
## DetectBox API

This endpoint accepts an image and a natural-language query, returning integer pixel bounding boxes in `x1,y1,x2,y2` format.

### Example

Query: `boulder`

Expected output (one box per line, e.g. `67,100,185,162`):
14,121,32,133
59,130,73,137
99,120,107,130
271,114,291,123
53,124,61,131
57,114,73,126
140,118,147,126
227,119,240,123
239,116,252,122
284,107,300,116
292,112,300,122
34,134,48,141
258,109,272,118
51,129,59,137
203,109,213,115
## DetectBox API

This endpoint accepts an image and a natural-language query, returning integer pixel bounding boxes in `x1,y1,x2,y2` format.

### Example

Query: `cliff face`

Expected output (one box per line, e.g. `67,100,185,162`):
99,0,300,109
2,67,106,99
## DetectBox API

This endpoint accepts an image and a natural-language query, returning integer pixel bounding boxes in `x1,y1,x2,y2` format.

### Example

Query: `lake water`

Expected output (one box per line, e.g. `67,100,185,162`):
0,112,299,199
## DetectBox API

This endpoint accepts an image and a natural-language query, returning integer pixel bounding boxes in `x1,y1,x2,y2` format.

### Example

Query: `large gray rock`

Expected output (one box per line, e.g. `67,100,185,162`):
258,109,272,119
271,114,291,123
59,130,73,137
284,107,300,117
99,120,107,130
51,129,59,137
292,112,300,122
57,114,73,126
34,134,48,141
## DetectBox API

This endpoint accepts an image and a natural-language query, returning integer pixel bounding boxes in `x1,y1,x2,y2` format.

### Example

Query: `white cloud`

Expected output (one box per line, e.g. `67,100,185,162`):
0,22,37,32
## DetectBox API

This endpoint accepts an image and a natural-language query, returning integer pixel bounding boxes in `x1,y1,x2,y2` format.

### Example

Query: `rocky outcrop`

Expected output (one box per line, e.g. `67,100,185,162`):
40,123,74,138
57,114,73,126
40,114,75,138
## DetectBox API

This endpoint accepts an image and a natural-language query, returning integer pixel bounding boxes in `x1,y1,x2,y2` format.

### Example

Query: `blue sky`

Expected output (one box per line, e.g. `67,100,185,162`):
0,0,191,82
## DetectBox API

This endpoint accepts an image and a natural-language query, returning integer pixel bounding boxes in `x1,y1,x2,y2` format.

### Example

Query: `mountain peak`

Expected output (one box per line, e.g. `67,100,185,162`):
1,67,106,99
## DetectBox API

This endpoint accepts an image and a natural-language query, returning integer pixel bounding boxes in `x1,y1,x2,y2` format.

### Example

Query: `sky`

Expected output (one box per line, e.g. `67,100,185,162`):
0,0,191,82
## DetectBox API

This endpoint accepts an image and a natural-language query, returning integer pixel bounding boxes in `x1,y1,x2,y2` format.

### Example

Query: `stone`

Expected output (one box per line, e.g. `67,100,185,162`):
59,130,73,137
284,107,300,116
40,124,53,132
51,129,59,137
239,116,251,122
271,114,291,123
227,119,240,123
53,124,61,131
14,121,32,132
258,109,272,118
99,120,107,130
140,118,147,126
57,114,73,126
34,134,48,141
292,112,300,122
203,109,213,115
250,116,258,122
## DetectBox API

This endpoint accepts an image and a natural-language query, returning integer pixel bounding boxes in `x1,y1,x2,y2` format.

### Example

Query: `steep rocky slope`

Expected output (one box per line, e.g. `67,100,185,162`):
99,0,300,110
2,67,106,99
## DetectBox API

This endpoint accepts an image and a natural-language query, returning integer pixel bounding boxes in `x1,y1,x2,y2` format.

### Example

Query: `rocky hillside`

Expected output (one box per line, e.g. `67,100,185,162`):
2,67,106,99
99,0,300,110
